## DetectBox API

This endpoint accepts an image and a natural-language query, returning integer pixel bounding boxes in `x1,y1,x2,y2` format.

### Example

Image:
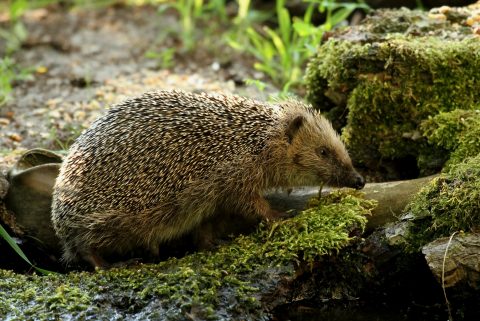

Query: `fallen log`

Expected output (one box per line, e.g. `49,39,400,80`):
267,174,438,232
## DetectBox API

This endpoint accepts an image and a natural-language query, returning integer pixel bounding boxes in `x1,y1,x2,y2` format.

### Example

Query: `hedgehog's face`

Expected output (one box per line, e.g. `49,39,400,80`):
285,114,365,190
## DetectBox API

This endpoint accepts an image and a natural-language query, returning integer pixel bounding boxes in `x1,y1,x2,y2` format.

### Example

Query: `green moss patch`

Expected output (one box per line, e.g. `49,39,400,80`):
404,154,480,251
0,191,375,320
305,5,480,175
420,109,480,169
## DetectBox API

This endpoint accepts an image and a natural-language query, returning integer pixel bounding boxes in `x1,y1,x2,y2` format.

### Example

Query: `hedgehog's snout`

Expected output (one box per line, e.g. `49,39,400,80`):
340,168,365,190
353,173,365,190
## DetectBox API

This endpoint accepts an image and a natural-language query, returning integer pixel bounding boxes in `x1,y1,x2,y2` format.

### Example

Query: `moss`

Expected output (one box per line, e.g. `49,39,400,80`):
0,191,375,320
357,7,474,37
404,154,480,251
305,5,480,175
420,109,480,168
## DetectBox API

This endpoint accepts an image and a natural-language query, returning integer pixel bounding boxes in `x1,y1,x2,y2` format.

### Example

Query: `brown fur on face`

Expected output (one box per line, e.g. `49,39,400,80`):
51,91,364,267
278,103,364,189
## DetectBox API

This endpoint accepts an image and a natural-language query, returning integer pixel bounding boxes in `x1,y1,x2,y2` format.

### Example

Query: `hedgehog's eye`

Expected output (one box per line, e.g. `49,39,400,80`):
316,147,328,157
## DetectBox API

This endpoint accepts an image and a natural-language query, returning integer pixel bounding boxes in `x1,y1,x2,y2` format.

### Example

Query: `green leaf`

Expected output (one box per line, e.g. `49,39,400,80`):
0,224,56,275
236,0,251,22
303,2,315,24
10,0,27,21
244,78,267,91
0,224,32,265
193,0,204,17
264,27,287,63
293,18,318,37
253,62,275,78
329,7,355,26
277,7,291,46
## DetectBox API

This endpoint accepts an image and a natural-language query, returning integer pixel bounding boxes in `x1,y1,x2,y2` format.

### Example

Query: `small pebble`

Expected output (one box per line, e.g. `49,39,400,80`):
8,133,22,142
428,13,447,20
0,118,10,126
49,110,61,119
36,66,48,74
74,111,87,121
438,6,451,14
211,62,220,71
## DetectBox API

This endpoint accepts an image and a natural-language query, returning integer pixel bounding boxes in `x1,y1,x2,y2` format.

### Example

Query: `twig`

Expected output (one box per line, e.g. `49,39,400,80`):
442,231,458,321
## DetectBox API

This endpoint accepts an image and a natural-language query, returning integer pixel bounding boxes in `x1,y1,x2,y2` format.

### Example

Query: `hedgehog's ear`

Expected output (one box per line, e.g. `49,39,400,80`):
286,115,305,143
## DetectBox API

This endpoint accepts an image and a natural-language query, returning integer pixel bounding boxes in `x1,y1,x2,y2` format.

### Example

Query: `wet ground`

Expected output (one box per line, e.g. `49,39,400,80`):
1,3,275,164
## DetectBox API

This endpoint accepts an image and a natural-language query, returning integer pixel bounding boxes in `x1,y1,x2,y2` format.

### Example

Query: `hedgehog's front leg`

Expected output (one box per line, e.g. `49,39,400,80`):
250,194,284,221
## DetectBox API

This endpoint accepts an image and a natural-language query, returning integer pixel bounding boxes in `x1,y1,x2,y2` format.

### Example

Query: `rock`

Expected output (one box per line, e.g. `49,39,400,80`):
8,148,62,176
422,232,480,288
0,170,9,199
4,149,63,253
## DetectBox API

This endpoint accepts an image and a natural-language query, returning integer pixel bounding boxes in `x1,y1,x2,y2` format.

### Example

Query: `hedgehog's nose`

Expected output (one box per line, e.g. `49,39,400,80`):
354,174,365,190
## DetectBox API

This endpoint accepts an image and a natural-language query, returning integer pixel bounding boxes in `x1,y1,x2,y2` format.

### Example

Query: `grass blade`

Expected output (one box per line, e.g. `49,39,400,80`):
0,224,55,275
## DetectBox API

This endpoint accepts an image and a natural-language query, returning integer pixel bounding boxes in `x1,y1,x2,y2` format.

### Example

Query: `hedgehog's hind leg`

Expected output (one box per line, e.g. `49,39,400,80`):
81,248,110,269
61,237,110,269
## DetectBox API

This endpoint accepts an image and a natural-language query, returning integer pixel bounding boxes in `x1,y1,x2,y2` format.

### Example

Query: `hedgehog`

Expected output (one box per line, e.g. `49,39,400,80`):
51,90,364,268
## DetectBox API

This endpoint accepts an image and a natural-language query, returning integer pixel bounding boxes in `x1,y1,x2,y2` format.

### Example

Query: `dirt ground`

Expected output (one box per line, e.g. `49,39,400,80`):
1,4,274,165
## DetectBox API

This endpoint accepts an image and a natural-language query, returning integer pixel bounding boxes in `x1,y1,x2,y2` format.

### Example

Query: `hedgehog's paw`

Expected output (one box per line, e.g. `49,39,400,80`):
264,208,288,221
83,249,110,270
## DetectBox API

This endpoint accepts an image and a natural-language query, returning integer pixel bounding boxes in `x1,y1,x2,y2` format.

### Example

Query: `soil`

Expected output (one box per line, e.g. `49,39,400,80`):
0,3,276,165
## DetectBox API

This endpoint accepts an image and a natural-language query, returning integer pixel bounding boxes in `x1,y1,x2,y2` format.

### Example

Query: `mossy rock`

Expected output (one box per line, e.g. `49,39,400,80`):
305,4,480,176
0,191,375,320
419,109,480,170
404,154,480,251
